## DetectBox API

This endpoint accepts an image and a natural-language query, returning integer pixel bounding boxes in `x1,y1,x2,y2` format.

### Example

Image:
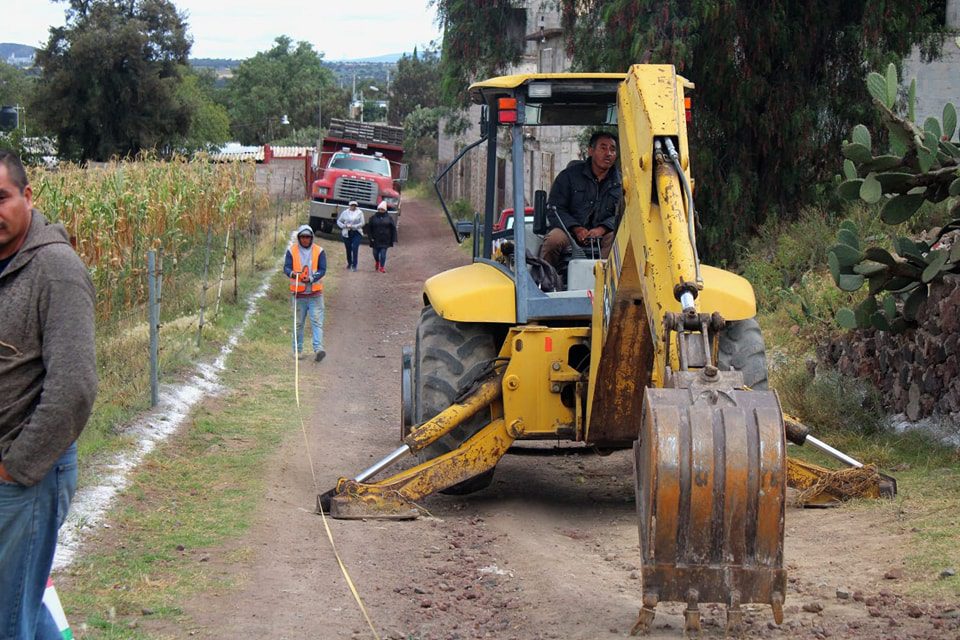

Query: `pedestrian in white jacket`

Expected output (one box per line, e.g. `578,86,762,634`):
336,201,365,271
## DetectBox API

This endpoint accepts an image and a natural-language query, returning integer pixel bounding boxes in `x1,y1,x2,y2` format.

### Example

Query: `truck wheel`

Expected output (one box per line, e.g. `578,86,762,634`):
414,305,498,494
717,318,769,390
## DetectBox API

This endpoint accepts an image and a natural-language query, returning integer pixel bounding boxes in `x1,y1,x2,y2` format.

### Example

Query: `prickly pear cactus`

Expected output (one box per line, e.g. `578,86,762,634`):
831,63,960,334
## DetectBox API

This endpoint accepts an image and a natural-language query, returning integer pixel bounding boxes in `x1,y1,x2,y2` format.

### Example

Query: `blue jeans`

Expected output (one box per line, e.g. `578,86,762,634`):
293,294,324,354
342,231,362,268
372,247,388,267
0,443,78,640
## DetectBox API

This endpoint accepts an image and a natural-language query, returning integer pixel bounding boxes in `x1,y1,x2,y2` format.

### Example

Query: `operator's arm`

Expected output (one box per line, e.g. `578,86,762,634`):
283,250,294,277
2,262,97,486
547,169,581,232
336,211,348,229
390,219,397,245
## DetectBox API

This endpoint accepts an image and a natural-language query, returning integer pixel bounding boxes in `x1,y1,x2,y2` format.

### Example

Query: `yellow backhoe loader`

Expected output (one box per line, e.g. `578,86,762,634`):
318,65,892,633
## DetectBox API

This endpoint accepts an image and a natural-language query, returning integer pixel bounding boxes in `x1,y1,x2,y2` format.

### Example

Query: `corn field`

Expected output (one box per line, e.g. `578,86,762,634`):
31,157,270,322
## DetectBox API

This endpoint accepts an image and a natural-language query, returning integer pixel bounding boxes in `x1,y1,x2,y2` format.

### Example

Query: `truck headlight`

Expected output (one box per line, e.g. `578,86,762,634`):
383,197,399,206
317,187,328,196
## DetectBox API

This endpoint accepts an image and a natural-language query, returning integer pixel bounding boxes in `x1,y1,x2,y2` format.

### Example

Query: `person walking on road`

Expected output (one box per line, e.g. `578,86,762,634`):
284,225,327,362
367,201,397,273
0,151,98,640
336,200,364,271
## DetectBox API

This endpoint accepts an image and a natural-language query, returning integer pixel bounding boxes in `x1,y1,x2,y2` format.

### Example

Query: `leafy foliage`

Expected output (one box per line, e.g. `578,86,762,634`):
388,47,441,126
558,0,946,261
831,64,959,333
433,0,527,105
173,70,230,153
226,36,347,145
32,0,193,161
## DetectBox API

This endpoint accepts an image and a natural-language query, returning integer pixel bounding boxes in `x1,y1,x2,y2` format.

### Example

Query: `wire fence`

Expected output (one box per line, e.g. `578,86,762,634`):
29,158,303,454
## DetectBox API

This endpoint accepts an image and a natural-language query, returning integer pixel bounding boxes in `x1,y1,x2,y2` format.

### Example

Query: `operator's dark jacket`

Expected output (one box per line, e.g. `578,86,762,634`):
547,159,622,232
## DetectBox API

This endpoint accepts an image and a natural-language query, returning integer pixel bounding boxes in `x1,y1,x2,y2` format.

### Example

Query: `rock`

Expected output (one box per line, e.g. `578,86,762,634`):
176,544,185,552
939,568,957,579
884,568,904,580
836,587,850,600
802,602,824,613
604,553,616,561
629,570,640,580
907,605,923,618
852,591,864,602
141,608,155,616
868,607,882,618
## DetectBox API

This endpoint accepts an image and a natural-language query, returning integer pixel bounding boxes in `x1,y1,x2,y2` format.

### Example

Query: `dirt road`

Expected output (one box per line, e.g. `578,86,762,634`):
154,198,957,639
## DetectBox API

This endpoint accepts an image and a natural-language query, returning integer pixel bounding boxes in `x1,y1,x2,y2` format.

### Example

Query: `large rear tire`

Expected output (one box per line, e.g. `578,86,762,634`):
414,306,498,494
717,318,769,390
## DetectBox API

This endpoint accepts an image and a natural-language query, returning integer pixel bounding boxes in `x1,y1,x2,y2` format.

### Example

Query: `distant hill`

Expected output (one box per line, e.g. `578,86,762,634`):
0,43,37,68
332,53,404,63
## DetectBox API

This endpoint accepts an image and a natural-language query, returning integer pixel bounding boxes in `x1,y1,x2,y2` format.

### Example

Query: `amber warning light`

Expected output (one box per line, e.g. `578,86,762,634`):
685,96,692,122
498,97,518,124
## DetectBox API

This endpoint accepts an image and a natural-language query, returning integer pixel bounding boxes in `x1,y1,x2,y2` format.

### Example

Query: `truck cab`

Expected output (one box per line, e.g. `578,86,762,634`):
308,119,407,234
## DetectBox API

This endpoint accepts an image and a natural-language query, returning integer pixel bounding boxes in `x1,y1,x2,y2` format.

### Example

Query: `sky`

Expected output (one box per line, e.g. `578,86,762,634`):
0,0,442,60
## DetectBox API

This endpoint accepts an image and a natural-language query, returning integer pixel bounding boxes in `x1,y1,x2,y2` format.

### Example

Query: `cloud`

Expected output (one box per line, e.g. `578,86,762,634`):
4,0,441,60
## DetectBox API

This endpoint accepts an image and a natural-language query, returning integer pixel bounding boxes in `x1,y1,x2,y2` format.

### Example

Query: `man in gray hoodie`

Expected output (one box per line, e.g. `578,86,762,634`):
0,151,97,639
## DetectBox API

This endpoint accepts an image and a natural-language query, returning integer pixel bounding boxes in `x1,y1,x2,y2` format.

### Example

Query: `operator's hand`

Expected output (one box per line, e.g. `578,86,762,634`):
586,227,607,239
312,272,322,282
573,226,589,245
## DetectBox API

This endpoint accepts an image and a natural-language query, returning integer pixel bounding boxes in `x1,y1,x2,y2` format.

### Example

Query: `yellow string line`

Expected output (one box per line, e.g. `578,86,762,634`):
289,273,381,640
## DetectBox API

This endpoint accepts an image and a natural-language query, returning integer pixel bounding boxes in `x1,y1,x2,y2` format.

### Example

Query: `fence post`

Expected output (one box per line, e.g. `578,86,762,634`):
233,227,239,303
215,224,231,318
250,207,256,272
148,250,159,407
197,223,213,347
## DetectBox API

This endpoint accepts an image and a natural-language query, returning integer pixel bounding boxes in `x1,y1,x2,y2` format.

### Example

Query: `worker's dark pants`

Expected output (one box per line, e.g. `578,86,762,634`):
540,228,614,268
342,231,362,269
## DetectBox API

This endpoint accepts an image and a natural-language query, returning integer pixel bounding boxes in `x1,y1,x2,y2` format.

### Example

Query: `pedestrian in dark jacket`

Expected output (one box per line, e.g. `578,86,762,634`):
367,201,397,273
0,151,97,639
541,131,622,269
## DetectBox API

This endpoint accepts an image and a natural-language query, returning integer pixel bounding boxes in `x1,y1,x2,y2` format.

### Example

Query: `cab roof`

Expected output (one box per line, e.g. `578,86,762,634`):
469,73,627,105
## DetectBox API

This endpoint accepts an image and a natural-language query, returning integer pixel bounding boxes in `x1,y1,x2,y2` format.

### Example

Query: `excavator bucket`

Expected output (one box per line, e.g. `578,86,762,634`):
632,379,787,634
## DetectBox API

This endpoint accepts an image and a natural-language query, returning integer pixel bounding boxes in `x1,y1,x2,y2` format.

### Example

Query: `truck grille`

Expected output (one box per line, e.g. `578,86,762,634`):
334,178,378,205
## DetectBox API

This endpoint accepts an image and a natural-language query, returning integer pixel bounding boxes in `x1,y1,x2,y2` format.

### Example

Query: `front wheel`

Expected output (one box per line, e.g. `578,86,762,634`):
716,318,769,390
414,305,499,494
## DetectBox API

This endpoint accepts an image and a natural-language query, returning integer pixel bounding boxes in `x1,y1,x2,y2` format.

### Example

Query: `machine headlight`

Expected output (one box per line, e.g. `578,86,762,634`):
383,197,400,206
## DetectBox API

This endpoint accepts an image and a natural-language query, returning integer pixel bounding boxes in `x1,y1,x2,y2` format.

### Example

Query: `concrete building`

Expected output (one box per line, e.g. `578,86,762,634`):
902,0,960,126
436,1,577,217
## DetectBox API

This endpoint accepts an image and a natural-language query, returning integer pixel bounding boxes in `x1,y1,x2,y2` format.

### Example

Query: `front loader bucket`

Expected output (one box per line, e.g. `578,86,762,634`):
632,387,787,634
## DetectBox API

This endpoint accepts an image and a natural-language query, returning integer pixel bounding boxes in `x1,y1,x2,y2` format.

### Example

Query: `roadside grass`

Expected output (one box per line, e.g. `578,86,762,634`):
742,200,960,600
58,271,303,638
77,203,306,471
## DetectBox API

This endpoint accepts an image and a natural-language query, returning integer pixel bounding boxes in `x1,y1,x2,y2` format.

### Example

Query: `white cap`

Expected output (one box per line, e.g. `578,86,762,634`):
348,200,358,206
377,201,388,211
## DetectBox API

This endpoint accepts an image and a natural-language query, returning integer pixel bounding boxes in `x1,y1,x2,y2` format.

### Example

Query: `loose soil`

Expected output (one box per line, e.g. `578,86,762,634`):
144,198,957,639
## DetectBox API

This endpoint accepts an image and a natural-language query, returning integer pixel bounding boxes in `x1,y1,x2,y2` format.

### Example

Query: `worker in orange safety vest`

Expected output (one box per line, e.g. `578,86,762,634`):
284,225,327,361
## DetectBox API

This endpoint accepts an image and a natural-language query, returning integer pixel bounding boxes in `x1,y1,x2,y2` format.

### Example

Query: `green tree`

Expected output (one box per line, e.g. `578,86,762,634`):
32,0,193,161
557,0,946,260
175,70,230,152
0,63,35,121
227,36,347,145
388,47,441,126
433,0,527,105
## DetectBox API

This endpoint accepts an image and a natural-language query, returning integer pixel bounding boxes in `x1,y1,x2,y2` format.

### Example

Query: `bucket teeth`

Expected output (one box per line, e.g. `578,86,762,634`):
684,589,701,633
725,591,743,635
771,591,784,625
630,592,659,636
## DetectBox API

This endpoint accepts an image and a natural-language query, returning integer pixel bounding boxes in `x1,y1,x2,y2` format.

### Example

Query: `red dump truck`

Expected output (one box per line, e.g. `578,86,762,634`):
308,118,407,234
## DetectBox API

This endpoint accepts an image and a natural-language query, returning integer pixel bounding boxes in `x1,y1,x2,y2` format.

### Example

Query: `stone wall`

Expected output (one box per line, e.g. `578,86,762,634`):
819,276,960,426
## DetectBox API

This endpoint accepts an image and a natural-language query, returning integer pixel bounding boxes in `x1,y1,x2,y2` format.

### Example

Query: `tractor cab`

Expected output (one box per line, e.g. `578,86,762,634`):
434,73,627,323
